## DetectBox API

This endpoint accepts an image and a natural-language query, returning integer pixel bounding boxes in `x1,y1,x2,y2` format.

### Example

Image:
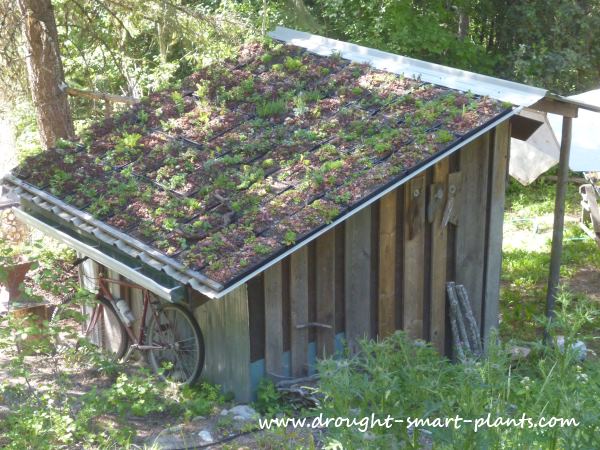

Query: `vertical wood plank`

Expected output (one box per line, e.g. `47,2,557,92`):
403,175,426,340
430,158,449,353
344,207,372,352
264,263,283,377
128,280,144,338
106,269,121,300
456,134,490,333
316,229,336,357
247,275,265,362
281,258,291,352
78,256,99,333
395,185,405,331
194,285,251,401
334,223,345,334
483,122,510,347
290,247,309,377
378,191,397,339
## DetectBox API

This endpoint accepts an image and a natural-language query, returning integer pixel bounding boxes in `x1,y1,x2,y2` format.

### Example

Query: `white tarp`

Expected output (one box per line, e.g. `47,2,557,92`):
548,89,600,172
509,89,600,185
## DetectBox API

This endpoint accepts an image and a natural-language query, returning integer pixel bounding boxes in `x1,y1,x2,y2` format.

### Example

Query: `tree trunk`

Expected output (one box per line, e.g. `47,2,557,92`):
18,0,74,149
458,11,469,40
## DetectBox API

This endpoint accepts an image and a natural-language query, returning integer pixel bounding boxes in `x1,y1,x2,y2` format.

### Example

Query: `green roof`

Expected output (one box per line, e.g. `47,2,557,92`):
10,39,510,287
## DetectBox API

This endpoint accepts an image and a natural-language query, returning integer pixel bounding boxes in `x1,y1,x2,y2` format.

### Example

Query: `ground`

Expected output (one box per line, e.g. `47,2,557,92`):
1,171,599,448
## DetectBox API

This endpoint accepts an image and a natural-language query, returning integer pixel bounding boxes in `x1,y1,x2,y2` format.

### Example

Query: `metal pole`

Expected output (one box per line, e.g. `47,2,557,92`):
544,115,573,342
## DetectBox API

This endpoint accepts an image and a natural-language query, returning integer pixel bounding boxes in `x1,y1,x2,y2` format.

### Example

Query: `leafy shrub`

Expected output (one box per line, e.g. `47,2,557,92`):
317,294,600,449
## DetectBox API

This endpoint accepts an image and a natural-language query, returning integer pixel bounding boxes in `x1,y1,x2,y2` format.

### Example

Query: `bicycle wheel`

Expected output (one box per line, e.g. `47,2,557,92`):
86,297,129,360
147,303,204,385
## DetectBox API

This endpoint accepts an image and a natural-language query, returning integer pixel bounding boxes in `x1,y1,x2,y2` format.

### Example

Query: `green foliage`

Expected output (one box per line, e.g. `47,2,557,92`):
318,322,600,449
308,0,600,94
178,383,226,421
283,229,297,246
254,379,292,417
257,98,287,118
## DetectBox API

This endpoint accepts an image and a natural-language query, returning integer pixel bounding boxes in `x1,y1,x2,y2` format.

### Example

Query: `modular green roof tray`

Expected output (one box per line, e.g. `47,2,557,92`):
4,30,515,298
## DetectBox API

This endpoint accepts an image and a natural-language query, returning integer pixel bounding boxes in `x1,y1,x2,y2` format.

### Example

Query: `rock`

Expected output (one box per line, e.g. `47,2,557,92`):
0,405,10,419
220,408,229,416
164,424,185,434
226,405,259,422
509,345,531,360
556,336,587,361
197,429,214,443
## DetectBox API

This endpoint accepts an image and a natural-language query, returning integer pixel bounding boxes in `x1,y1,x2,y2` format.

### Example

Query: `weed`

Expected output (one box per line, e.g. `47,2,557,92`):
254,379,291,417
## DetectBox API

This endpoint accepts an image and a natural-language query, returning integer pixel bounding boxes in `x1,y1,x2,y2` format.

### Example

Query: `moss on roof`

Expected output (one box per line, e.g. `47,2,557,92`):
11,39,510,286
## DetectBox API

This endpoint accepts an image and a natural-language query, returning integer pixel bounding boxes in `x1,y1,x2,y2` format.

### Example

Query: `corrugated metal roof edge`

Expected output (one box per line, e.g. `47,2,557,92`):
270,27,600,114
3,176,223,299
269,27,547,107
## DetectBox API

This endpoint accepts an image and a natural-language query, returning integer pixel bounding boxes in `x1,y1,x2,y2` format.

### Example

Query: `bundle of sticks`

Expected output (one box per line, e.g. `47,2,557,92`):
446,282,482,361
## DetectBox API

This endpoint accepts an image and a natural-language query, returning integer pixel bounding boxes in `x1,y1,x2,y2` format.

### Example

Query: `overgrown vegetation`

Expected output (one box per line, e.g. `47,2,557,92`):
317,324,600,449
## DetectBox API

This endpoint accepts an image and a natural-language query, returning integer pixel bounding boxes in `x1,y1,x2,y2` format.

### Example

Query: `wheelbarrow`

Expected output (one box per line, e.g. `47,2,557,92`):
579,172,600,247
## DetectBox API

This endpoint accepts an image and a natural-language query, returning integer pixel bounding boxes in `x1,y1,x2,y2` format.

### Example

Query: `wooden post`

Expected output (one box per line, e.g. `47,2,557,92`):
104,100,113,119
378,191,397,338
483,122,510,349
403,175,426,340
430,159,449,352
545,116,573,340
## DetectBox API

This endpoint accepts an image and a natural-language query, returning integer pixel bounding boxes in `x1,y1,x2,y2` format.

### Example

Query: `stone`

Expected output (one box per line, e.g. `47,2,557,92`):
509,345,531,360
227,405,258,421
556,336,587,361
164,424,185,434
0,405,10,419
198,429,214,443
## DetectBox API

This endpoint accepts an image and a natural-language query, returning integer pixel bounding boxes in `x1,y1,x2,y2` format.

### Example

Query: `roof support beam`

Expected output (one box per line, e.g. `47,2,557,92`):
544,115,573,342
531,98,578,118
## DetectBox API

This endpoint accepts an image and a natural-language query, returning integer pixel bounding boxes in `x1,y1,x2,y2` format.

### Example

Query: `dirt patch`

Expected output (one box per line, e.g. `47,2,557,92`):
567,267,600,302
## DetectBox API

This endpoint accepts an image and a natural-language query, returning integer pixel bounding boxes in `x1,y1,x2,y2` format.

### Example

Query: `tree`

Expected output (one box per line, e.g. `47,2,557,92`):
17,0,74,149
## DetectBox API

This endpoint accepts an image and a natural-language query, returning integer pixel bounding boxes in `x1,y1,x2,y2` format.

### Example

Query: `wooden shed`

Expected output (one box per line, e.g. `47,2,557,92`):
3,27,564,401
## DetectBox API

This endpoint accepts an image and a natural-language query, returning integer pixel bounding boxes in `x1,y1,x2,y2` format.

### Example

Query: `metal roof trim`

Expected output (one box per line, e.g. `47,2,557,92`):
545,92,600,113
269,27,547,107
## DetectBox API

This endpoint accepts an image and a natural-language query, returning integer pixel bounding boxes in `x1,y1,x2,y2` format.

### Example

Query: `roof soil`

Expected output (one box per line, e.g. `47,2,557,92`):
11,38,510,287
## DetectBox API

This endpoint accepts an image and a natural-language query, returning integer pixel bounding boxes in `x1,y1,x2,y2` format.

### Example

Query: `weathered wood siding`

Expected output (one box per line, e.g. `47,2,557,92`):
248,126,510,371
194,285,252,402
